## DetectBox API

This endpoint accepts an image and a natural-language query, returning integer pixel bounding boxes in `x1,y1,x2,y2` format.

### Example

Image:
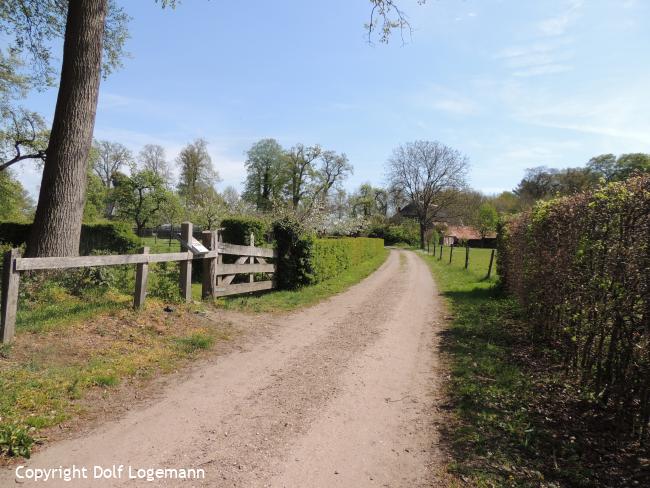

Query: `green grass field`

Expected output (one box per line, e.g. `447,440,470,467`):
140,236,181,254
424,245,497,283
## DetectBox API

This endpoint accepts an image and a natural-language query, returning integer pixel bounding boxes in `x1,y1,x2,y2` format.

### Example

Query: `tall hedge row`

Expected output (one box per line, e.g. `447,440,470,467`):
273,218,384,290
309,237,384,283
0,221,140,255
498,175,650,437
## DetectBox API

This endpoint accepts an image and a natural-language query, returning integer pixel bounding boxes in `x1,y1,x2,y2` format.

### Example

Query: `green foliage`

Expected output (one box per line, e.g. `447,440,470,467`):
350,183,388,218
499,175,650,440
588,152,650,182
221,216,269,245
242,138,287,211
58,264,132,298
476,202,498,239
82,173,107,223
148,262,181,302
0,0,129,87
0,170,32,221
0,424,34,458
191,186,225,230
79,222,140,255
367,220,419,246
272,217,314,289
309,237,385,283
112,169,170,236
0,221,140,254
273,217,384,289
176,138,219,206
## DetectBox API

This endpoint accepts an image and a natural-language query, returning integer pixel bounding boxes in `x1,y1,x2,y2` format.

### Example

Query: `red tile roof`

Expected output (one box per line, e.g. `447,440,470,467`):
444,226,496,240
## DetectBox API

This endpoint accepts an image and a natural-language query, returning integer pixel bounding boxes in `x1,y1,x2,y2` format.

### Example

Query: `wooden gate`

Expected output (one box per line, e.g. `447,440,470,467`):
212,232,277,297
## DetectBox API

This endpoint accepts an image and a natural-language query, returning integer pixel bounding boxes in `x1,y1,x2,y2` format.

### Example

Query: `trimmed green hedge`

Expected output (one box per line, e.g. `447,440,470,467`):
0,221,140,255
220,217,269,246
310,238,384,283
273,218,384,290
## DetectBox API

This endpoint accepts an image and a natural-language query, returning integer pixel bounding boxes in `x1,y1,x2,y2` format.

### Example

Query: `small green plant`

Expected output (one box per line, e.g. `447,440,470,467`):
0,424,35,458
174,333,214,354
91,374,119,387
149,262,181,302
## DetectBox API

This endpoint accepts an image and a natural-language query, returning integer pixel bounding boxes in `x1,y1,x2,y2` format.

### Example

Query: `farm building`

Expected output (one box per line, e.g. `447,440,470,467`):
442,226,496,247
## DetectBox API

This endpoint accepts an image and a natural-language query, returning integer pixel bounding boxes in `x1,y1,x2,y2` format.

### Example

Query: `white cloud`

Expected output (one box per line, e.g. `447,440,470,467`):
499,79,650,147
496,38,574,78
410,84,478,116
537,0,584,37
513,64,572,77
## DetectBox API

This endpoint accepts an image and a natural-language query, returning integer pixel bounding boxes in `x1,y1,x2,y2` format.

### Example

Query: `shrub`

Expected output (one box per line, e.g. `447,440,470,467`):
367,221,419,246
273,217,314,289
148,262,181,302
220,217,269,246
498,175,650,439
79,222,140,254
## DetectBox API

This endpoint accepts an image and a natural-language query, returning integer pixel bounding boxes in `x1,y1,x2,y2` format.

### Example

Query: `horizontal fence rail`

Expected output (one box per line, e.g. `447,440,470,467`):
0,223,277,344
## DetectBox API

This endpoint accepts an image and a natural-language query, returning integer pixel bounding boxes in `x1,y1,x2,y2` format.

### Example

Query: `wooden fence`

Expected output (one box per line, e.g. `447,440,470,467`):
0,222,277,343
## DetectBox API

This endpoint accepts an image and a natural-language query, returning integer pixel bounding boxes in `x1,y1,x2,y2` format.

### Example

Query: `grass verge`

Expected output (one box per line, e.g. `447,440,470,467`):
420,249,648,487
218,248,390,313
0,292,231,460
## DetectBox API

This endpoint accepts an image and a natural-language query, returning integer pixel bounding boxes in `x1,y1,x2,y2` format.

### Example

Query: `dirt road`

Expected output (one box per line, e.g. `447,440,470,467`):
2,250,448,487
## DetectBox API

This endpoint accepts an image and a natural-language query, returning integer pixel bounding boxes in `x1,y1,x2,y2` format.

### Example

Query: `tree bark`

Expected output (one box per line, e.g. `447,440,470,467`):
27,1,108,257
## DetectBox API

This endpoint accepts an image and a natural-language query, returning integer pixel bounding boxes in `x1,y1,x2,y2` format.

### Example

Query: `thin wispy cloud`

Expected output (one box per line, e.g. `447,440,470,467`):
410,84,478,116
495,0,584,78
500,82,650,147
537,0,584,37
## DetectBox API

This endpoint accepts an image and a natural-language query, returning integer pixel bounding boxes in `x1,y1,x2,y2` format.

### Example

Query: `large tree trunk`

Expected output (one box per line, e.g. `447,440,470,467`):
27,1,108,257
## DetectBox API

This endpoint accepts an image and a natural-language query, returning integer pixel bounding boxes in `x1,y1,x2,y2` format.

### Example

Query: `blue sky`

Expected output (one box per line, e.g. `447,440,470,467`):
14,0,650,197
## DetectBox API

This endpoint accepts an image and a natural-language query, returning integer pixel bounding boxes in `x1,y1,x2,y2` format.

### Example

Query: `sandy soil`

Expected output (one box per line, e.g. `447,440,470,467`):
1,250,449,487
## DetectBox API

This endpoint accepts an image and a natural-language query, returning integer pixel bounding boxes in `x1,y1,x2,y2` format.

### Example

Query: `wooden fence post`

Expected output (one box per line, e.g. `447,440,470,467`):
465,244,470,269
216,229,223,286
202,230,217,299
449,245,454,264
133,247,149,309
486,249,496,279
179,222,193,303
249,232,255,283
1,249,21,343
